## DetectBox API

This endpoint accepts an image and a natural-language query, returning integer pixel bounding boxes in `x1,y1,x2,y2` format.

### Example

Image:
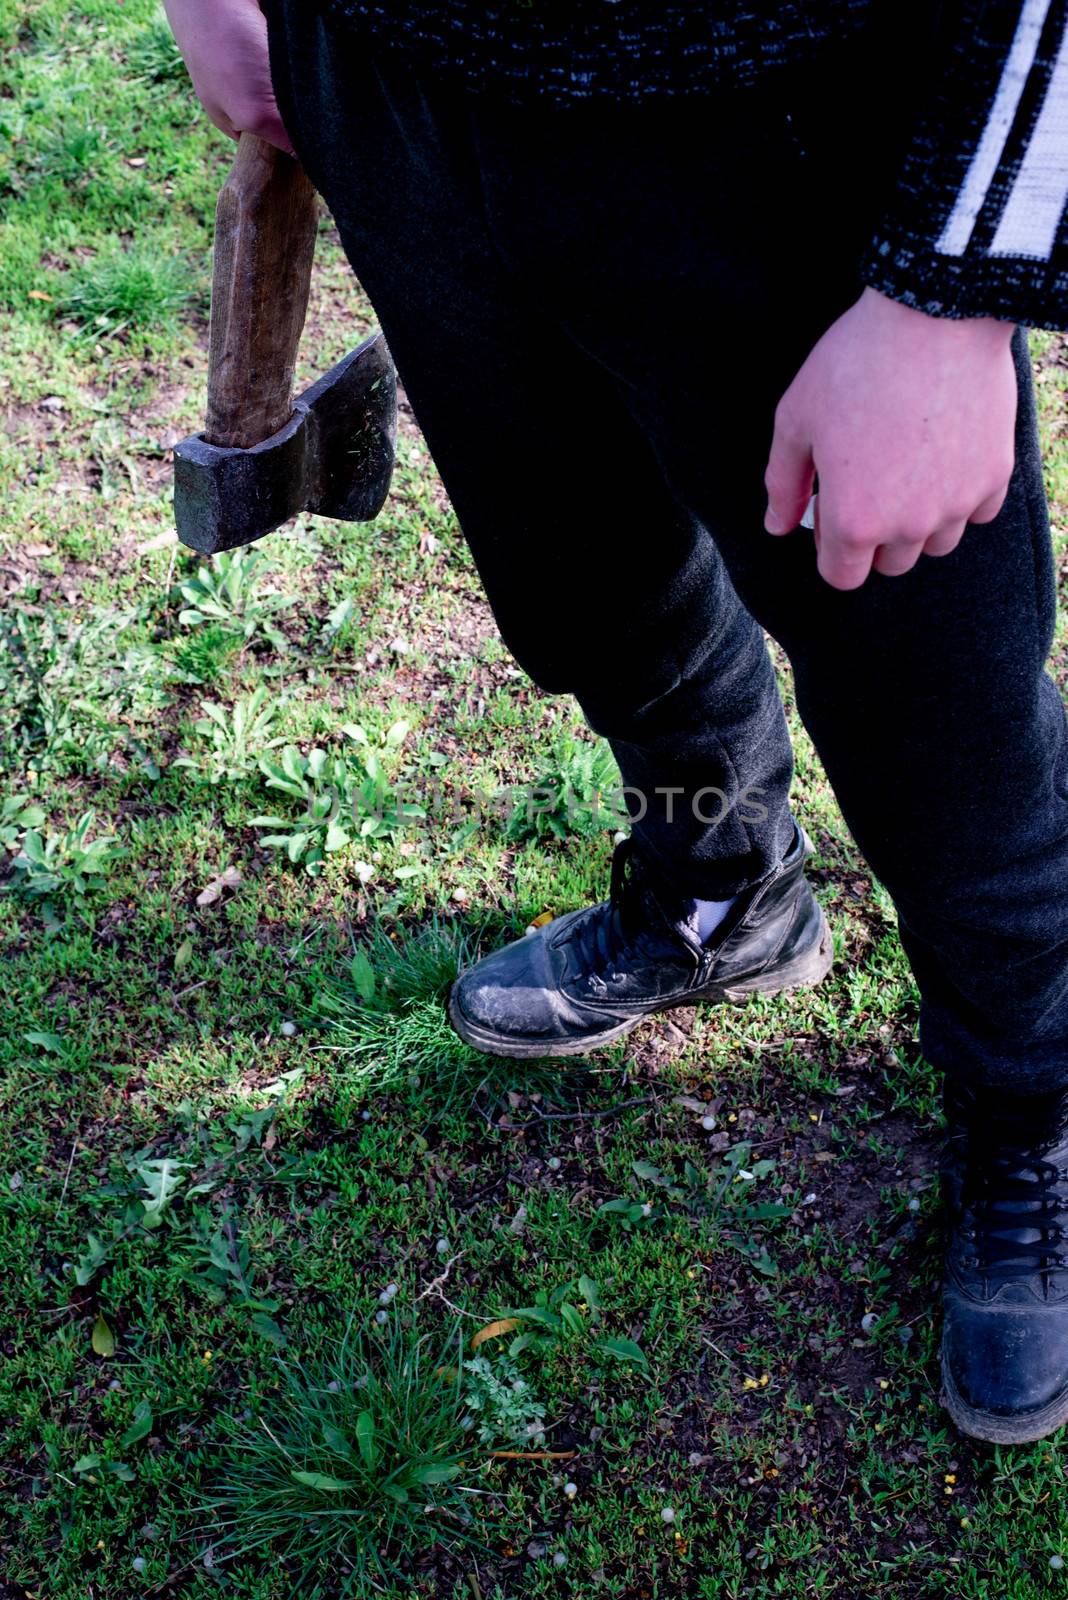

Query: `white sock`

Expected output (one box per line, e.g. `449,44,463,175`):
694,895,737,943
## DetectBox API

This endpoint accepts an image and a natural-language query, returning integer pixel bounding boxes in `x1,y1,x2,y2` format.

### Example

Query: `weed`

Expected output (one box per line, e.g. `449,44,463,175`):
505,730,622,844
186,1211,285,1346
177,547,296,652
124,9,190,86
165,623,242,685
175,687,286,784
252,726,422,873
462,1352,546,1446
348,915,482,1012
598,1147,794,1277
341,719,426,838
0,794,45,850
504,1274,648,1371
71,1094,296,1345
36,115,112,186
319,919,585,1117
87,414,142,500
202,1318,486,1590
63,239,194,337
0,605,169,777
3,809,123,926
316,918,563,1108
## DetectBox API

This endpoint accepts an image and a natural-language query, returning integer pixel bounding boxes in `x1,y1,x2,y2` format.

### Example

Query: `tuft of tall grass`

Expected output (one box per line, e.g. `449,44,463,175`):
125,11,191,87
62,239,195,337
317,917,570,1107
201,1318,488,1591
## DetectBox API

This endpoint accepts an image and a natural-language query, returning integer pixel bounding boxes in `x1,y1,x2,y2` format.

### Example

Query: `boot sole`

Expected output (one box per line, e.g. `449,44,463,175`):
942,1353,1068,1444
447,905,833,1060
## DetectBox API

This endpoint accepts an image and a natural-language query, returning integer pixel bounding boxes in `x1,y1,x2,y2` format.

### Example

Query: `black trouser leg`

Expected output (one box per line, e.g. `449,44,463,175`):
264,3,797,899
265,3,1068,1090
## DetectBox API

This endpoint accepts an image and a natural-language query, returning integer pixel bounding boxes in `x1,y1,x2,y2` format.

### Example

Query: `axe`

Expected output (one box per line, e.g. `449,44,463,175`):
174,134,396,554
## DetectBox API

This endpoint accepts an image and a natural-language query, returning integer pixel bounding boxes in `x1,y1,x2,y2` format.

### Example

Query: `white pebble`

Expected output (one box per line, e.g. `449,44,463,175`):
547,1157,562,1171
435,1238,449,1255
452,886,468,903
553,1552,567,1568
701,1115,716,1131
1052,1555,1064,1571
327,1379,340,1392
907,1197,921,1212
280,1020,297,1037
564,1481,578,1498
661,1507,676,1524
360,1109,371,1121
861,1313,878,1335
374,1309,388,1325
641,1203,653,1218
132,1557,146,1573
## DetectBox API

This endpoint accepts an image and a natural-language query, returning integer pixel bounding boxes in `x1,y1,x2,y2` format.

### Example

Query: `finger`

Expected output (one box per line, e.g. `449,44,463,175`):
205,103,241,141
257,116,297,158
763,412,815,535
969,481,1010,525
871,540,926,578
922,519,968,559
240,108,297,157
816,534,876,591
814,499,877,587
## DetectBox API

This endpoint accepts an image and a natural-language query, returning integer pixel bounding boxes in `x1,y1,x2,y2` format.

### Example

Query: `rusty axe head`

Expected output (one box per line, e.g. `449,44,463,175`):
173,134,396,555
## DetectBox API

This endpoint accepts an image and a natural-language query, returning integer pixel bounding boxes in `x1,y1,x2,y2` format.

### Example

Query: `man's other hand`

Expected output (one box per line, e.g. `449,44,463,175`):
763,286,1018,590
163,0,294,155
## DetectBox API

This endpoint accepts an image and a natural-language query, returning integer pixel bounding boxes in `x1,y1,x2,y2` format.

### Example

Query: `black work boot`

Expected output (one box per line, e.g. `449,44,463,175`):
448,820,832,1058
941,1081,1068,1443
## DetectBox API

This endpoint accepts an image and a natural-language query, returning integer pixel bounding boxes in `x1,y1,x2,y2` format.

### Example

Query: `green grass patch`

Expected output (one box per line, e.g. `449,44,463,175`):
3,1,1068,1596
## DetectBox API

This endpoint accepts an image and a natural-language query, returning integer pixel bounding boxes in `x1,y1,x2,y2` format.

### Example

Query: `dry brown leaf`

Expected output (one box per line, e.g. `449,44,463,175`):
196,866,242,908
136,528,177,555
470,1317,520,1351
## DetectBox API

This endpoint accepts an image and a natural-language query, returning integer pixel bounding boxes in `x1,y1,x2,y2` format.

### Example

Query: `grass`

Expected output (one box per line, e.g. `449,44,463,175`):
200,1317,485,1591
63,240,196,338
2,2,1068,1597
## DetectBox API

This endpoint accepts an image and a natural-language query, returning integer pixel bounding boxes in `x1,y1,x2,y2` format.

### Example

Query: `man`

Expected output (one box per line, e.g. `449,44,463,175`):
165,0,1068,1444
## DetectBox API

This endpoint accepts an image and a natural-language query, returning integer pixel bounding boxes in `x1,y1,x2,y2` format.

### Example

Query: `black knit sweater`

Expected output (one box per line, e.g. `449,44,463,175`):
317,0,1068,328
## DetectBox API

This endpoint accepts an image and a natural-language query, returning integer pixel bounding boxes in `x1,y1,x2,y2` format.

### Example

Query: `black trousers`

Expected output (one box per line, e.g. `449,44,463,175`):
265,2,1068,1094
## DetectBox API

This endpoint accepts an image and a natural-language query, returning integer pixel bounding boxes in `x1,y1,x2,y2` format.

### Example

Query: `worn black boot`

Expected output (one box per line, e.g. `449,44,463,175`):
447,820,832,1058
941,1081,1068,1443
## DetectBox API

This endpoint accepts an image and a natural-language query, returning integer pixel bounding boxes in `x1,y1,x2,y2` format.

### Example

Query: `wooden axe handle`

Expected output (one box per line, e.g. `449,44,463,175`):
205,133,319,450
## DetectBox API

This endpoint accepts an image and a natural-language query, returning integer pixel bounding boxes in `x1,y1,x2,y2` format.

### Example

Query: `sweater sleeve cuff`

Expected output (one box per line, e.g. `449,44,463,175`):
860,234,1068,331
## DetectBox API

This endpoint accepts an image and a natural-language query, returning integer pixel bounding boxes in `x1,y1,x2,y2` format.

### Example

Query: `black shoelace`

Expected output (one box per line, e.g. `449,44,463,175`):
566,838,667,977
956,1142,1068,1278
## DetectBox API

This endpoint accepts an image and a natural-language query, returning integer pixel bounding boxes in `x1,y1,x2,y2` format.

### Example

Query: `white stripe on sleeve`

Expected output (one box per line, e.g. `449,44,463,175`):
989,21,1068,259
936,0,1052,257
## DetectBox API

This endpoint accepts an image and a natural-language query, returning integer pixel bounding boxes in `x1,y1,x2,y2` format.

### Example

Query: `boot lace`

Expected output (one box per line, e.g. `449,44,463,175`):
566,838,671,979
953,1116,1068,1279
